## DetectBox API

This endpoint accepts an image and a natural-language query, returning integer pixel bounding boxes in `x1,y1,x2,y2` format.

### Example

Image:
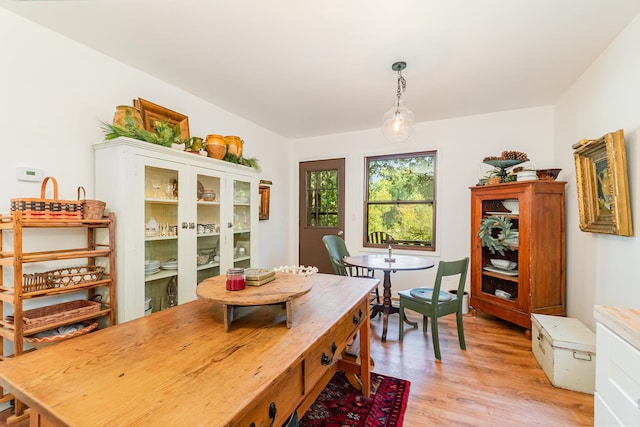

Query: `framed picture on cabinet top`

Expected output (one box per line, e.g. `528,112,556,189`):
572,129,632,236
134,97,190,141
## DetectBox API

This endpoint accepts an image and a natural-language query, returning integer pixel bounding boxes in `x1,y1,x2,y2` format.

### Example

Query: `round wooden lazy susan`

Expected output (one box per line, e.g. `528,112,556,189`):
197,272,312,331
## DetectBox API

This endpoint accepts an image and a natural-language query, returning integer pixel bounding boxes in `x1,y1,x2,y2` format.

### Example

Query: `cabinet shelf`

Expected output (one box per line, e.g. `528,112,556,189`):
145,198,178,204
482,292,518,304
0,278,112,301
145,269,178,282
481,269,519,282
0,217,112,229
197,262,219,271
0,248,111,265
1,307,112,337
145,235,178,242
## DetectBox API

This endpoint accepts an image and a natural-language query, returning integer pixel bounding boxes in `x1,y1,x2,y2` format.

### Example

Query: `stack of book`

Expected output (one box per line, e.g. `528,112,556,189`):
245,268,276,286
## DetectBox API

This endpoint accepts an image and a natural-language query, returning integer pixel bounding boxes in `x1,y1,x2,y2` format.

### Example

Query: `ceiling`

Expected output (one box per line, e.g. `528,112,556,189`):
3,1,640,139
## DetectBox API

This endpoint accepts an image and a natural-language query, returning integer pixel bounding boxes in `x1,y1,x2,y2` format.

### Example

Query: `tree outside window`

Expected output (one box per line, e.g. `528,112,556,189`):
364,151,436,251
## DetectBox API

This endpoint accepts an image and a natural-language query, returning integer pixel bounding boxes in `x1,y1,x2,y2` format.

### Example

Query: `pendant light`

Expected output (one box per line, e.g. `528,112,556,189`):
382,61,415,142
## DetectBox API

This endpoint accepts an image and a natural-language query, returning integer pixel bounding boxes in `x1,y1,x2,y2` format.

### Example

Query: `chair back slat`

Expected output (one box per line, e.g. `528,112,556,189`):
367,231,394,245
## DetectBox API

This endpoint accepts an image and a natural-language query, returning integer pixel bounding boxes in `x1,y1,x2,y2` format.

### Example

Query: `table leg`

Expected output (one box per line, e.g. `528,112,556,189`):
371,270,397,342
223,304,235,332
403,312,418,328
285,299,292,328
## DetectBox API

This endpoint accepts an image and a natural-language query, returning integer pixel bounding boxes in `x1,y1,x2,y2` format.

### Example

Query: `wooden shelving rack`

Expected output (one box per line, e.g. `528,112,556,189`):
0,211,116,423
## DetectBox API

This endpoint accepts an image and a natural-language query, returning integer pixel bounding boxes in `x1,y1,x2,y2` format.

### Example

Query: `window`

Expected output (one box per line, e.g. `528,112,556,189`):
306,169,339,226
364,151,436,251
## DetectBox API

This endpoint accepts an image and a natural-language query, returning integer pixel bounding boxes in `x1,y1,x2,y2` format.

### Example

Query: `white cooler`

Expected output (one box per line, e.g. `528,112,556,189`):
531,313,596,394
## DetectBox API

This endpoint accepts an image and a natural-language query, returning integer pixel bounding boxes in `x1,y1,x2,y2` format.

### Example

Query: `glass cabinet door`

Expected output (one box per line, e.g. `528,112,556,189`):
479,197,520,305
144,165,180,315
195,172,222,284
232,178,253,269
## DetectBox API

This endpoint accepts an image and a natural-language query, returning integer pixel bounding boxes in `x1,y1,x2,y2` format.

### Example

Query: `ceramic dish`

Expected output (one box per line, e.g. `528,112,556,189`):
160,259,178,270
483,266,519,276
490,259,517,270
495,289,512,299
501,199,519,214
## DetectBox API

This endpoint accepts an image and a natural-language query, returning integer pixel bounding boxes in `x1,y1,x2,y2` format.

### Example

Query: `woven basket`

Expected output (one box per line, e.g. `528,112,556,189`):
22,265,105,292
46,265,105,288
77,186,107,220
24,321,98,348
22,273,48,293
10,176,83,220
12,300,101,330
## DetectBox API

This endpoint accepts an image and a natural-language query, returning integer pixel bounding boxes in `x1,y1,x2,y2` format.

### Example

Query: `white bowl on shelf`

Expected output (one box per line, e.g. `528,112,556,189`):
501,199,519,214
495,289,512,299
517,170,537,181
490,259,518,270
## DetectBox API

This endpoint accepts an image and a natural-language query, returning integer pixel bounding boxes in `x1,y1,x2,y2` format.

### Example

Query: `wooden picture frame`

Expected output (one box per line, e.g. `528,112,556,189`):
259,180,271,220
133,98,190,141
572,129,632,236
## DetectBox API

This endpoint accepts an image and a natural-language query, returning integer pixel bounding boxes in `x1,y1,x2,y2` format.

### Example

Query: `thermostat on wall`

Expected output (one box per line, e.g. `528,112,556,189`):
17,167,43,182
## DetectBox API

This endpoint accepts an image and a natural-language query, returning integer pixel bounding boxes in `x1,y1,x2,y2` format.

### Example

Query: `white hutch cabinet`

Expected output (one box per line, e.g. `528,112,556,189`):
94,137,258,323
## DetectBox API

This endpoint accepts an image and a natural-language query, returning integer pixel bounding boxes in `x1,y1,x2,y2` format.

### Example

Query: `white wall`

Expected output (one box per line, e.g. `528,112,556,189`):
0,9,292,272
290,106,555,293
555,14,640,329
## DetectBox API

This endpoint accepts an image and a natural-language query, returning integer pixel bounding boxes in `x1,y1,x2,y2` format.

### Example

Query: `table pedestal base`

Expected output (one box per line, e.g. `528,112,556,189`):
223,300,293,332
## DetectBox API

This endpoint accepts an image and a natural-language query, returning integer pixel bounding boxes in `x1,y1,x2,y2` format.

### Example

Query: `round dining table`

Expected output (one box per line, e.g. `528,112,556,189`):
343,254,435,342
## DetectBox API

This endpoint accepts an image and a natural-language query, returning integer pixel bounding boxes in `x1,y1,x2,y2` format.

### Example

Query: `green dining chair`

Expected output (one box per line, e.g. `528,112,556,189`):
398,257,469,360
322,235,380,307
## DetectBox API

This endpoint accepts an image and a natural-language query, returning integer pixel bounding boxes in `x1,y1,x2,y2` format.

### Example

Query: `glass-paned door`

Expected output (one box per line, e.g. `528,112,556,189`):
195,171,222,284
233,178,252,269
298,159,345,273
144,165,180,315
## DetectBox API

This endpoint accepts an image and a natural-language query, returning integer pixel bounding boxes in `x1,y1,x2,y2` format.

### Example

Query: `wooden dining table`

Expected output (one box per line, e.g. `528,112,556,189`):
0,273,378,426
344,254,435,342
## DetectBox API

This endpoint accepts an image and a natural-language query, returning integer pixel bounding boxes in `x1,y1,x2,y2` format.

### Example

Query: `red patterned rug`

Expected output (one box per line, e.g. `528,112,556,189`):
300,370,410,426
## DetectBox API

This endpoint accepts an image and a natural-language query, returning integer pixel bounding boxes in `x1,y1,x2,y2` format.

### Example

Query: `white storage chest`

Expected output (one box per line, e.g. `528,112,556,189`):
531,313,596,394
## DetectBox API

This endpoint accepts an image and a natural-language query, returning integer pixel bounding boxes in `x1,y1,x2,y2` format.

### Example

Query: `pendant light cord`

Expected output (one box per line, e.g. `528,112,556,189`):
395,70,406,112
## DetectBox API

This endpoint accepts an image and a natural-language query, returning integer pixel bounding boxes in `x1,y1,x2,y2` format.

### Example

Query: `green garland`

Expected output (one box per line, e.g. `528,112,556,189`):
478,215,516,255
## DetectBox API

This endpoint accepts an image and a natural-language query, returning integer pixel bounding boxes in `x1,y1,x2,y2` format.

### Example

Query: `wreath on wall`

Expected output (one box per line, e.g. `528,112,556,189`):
478,215,516,255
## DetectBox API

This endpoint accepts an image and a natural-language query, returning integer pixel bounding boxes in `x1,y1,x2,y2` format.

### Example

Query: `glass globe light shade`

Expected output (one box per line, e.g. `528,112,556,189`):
382,98,415,142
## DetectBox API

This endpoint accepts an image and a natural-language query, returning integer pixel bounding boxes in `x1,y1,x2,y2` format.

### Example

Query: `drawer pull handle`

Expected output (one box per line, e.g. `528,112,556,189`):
268,401,277,426
352,309,364,324
321,342,337,365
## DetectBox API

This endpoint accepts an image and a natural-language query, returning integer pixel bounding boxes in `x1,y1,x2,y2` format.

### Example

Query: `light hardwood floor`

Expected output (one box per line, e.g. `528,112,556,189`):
371,309,594,426
0,310,594,426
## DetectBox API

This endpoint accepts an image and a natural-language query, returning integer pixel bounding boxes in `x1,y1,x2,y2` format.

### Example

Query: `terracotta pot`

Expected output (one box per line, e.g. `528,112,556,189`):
224,136,244,158
205,134,227,159
113,105,143,128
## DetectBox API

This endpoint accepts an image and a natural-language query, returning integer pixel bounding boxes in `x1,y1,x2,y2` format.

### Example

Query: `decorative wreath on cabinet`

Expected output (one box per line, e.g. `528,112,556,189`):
478,215,516,255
